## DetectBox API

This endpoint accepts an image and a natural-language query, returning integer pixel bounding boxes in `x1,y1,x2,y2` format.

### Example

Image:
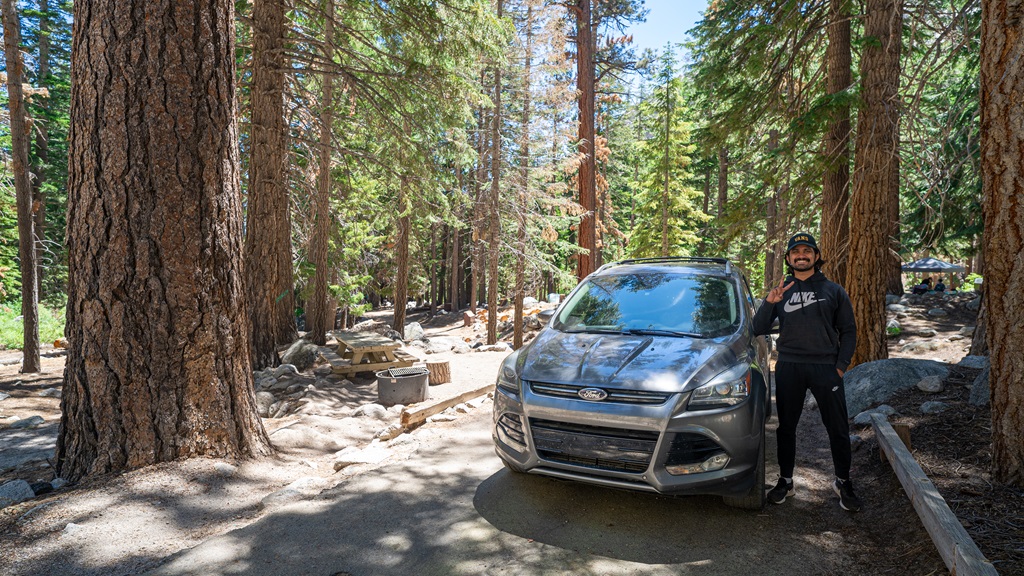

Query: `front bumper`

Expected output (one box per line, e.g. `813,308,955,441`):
492,381,766,497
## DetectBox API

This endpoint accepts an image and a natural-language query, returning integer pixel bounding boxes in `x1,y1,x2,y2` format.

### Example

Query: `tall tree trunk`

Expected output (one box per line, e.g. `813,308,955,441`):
847,0,901,367
429,225,438,315
514,1,535,350
886,163,904,295
980,0,1024,485
574,0,596,281
717,147,728,217
764,130,781,291
660,81,672,257
32,0,50,299
58,0,272,481
471,89,488,313
2,0,41,373
487,1,503,346
246,0,295,367
308,0,334,346
819,0,852,288
393,176,411,333
451,165,463,312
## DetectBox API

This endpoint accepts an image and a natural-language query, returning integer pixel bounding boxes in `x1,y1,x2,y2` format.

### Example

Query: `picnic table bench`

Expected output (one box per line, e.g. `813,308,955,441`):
326,330,416,376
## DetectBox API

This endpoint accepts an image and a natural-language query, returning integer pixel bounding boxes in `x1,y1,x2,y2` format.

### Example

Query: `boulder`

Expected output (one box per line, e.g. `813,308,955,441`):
281,340,322,372
914,328,938,338
313,365,333,377
37,388,62,398
353,403,390,420
900,341,942,353
916,375,944,393
957,355,989,370
927,308,948,317
966,297,981,312
424,336,457,354
853,404,898,427
255,391,276,417
404,322,425,341
885,294,902,305
273,363,299,378
523,296,540,307
453,344,472,354
332,444,390,470
213,462,238,477
920,401,951,414
844,359,949,414
969,366,990,407
0,480,35,509
959,326,976,337
10,415,45,429
887,304,908,313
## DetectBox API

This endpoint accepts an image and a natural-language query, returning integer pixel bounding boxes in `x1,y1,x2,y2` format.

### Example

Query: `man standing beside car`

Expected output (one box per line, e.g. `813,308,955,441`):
753,233,862,512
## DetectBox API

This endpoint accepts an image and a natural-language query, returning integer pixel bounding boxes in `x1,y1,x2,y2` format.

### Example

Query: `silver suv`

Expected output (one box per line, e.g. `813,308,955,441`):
492,257,771,509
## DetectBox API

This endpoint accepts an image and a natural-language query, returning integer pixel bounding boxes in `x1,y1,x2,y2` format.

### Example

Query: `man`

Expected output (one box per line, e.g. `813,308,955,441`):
753,233,862,512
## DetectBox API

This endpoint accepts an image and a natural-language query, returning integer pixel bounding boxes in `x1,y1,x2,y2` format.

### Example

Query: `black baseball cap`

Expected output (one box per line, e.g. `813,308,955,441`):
787,232,819,253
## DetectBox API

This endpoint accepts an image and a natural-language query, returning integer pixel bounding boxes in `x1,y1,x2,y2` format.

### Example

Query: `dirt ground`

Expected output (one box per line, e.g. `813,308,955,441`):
1,293,1021,575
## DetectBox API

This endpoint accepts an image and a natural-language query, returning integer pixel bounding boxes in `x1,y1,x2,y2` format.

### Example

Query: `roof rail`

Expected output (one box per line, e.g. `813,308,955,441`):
597,256,733,274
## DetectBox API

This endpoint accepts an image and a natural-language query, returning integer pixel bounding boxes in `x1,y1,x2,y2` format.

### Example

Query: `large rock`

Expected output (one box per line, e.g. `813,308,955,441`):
0,480,35,509
423,336,457,354
969,366,990,407
281,340,322,372
10,415,45,429
404,322,425,341
255,391,276,417
900,341,942,354
957,355,989,370
916,375,944,393
844,359,949,414
886,304,908,313
966,297,981,311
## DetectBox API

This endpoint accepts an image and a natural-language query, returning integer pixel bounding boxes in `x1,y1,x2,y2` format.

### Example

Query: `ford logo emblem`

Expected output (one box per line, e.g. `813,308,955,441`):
578,387,608,401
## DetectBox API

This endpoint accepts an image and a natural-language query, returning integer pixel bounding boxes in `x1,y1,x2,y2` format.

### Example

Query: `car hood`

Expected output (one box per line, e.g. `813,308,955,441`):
518,328,745,393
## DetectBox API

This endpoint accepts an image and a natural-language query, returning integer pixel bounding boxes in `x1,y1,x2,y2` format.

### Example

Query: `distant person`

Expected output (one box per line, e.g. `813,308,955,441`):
934,280,946,292
753,232,861,512
912,281,929,295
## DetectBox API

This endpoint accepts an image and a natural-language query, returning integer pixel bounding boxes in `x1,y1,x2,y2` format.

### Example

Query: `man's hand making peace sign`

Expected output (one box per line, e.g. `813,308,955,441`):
765,276,795,304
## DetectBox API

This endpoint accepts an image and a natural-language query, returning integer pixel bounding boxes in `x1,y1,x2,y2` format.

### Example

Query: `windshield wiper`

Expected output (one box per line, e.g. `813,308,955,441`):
562,327,627,335
624,328,705,339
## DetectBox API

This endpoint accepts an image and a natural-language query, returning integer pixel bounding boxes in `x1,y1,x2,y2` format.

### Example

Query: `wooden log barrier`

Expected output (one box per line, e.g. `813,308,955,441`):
426,360,451,385
870,413,997,576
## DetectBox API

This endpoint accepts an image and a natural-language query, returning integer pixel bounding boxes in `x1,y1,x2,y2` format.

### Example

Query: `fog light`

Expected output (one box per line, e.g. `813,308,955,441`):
665,452,731,475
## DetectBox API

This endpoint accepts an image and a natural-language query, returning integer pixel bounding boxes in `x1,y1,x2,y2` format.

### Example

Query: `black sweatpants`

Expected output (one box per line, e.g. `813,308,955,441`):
774,361,852,480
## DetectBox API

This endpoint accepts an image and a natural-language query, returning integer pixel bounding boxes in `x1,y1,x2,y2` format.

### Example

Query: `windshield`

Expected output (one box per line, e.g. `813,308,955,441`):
553,272,740,338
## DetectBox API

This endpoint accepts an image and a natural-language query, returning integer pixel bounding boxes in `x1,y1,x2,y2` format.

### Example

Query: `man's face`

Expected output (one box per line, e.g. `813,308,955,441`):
787,245,818,271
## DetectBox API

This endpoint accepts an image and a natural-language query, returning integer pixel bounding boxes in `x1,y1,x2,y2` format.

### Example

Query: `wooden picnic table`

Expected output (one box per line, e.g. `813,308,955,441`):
326,330,416,376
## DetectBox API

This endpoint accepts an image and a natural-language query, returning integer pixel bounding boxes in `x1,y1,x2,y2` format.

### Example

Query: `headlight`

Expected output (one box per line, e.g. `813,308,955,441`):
496,364,520,393
688,364,751,409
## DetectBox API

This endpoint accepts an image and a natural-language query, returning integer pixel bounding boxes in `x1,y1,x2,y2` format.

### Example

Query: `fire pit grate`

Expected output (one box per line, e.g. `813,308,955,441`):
384,367,428,378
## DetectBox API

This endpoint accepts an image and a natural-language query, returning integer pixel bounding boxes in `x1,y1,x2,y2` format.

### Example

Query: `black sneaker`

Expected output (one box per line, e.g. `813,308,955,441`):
767,477,795,504
833,478,863,512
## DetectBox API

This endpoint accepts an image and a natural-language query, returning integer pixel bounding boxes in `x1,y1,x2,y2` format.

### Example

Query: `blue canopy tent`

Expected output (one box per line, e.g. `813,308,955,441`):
901,257,965,274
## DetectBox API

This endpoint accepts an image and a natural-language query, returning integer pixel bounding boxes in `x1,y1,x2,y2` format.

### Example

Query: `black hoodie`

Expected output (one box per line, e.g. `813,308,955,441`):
752,270,857,372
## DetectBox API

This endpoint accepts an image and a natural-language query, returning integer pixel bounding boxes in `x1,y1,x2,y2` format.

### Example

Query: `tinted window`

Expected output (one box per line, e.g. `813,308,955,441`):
554,273,740,337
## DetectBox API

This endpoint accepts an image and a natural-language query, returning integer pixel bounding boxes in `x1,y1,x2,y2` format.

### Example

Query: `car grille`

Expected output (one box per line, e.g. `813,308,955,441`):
528,381,671,405
496,413,526,447
529,418,659,473
664,432,724,466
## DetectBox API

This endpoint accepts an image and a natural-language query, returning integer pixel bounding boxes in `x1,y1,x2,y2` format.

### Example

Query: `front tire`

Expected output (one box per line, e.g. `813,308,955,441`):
723,422,766,510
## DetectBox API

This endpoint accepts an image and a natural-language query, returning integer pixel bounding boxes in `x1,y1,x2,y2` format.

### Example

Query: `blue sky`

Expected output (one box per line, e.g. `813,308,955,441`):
626,0,709,58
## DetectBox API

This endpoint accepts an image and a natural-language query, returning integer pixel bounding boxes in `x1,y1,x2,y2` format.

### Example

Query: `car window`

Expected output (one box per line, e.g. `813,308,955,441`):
554,272,740,337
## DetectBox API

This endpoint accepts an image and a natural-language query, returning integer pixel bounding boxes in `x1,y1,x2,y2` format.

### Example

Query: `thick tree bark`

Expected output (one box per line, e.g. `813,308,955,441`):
58,0,272,481
848,0,901,367
575,0,596,281
471,90,488,313
2,0,41,373
765,130,781,291
660,81,672,257
487,6,502,346
819,0,852,288
246,0,295,367
980,0,1024,485
307,0,334,346
32,0,49,298
514,2,536,350
717,148,728,217
451,165,463,311
393,178,410,333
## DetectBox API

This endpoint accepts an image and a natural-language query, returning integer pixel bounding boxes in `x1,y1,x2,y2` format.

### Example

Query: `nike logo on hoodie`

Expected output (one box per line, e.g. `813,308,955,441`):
783,291,826,313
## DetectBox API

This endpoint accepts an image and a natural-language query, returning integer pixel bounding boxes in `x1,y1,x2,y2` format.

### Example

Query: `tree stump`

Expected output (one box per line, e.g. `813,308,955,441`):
426,360,451,385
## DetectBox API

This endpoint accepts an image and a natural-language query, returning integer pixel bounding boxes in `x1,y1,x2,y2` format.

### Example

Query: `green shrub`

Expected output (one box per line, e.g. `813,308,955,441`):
0,300,67,350
961,273,982,292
